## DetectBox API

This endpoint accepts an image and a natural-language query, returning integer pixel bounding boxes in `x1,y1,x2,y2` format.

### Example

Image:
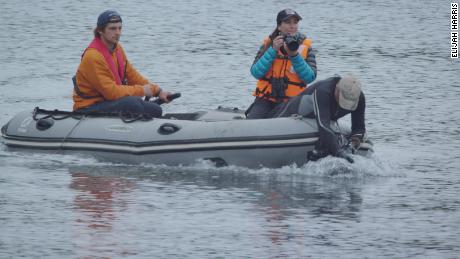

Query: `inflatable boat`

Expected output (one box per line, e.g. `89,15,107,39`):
1,106,373,168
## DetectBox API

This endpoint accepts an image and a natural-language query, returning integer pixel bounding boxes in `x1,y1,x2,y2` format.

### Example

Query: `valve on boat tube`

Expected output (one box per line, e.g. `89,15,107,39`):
158,123,181,135
36,118,54,131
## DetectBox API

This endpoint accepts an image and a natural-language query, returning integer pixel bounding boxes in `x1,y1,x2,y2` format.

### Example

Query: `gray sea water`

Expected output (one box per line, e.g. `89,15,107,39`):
1,0,459,258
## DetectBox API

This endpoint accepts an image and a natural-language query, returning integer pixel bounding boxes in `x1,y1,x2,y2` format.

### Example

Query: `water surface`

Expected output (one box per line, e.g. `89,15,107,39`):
1,0,459,258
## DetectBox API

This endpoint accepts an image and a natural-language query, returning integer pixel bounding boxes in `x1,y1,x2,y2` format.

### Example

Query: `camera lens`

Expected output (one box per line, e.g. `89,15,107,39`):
285,36,299,51
287,41,299,51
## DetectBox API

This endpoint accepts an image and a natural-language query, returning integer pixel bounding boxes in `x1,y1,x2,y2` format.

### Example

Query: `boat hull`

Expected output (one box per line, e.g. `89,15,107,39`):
2,108,325,168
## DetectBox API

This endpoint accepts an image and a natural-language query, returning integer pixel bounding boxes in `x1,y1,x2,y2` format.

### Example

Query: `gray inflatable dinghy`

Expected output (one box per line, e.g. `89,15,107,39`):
1,106,372,168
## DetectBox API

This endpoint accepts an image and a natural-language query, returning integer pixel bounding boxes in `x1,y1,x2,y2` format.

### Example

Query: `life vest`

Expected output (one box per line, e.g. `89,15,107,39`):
73,37,127,99
253,37,312,102
88,38,126,84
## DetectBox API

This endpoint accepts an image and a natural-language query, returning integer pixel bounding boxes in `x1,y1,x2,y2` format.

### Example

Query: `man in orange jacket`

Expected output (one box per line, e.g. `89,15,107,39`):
72,10,171,117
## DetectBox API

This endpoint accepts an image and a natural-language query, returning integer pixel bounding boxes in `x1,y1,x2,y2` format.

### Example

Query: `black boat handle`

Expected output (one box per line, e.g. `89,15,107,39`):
145,92,181,103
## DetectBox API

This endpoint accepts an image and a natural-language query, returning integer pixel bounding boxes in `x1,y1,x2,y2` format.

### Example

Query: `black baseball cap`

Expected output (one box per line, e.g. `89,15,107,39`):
97,10,122,27
276,9,302,24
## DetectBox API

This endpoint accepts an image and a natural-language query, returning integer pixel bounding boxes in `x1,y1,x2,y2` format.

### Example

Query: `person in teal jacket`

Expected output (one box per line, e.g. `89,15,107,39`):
246,9,317,119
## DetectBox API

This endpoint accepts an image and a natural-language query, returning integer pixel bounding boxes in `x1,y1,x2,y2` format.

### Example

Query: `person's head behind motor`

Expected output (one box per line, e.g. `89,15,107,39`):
336,74,362,111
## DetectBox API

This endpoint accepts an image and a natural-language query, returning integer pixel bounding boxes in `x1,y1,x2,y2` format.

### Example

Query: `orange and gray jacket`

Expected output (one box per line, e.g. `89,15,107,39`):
72,39,160,111
251,34,317,102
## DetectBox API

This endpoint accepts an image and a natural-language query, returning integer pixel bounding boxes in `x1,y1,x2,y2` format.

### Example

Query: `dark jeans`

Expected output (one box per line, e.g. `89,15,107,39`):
246,97,283,119
78,96,163,117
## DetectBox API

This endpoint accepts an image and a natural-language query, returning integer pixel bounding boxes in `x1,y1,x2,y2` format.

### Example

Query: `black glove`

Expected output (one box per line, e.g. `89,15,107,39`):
336,150,354,164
